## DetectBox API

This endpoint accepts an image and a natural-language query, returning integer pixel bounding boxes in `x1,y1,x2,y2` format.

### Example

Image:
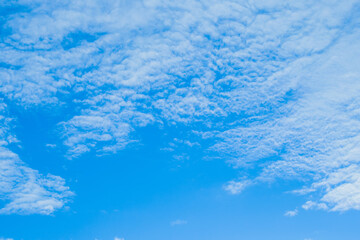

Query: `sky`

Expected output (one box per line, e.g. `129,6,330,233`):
1,0,360,239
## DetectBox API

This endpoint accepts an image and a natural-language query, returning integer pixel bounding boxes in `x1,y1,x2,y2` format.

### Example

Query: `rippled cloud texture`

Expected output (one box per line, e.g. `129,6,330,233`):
1,0,360,214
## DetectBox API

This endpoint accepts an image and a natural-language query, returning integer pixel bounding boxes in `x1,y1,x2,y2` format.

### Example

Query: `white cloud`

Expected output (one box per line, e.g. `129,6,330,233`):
170,219,188,226
217,30,360,211
302,201,328,211
0,147,73,215
60,89,154,157
45,143,56,148
224,180,252,195
1,0,360,213
0,102,73,215
284,209,298,217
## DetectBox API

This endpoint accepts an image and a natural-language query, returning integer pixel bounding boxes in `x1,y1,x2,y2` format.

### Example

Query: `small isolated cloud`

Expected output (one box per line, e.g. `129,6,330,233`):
114,237,124,240
224,180,251,195
170,219,187,226
0,238,14,240
284,209,298,217
45,143,56,148
302,201,328,211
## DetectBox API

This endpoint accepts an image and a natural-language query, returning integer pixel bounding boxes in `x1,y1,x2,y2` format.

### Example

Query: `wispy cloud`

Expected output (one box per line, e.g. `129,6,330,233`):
45,143,56,148
0,102,73,215
219,30,360,211
0,146,73,215
284,209,298,217
224,180,252,195
170,219,188,226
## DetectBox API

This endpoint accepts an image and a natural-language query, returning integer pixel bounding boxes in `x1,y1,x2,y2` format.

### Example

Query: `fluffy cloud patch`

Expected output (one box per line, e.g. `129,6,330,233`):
170,219,188,226
284,209,298,217
0,149,73,215
218,30,360,211
0,102,72,215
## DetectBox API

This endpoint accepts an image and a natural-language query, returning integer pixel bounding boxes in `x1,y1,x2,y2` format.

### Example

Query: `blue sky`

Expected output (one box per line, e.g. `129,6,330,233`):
1,0,360,239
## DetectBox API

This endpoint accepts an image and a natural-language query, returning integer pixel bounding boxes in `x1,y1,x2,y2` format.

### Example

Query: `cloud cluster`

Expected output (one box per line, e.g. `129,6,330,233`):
216,30,360,211
1,0,360,213
0,101,73,215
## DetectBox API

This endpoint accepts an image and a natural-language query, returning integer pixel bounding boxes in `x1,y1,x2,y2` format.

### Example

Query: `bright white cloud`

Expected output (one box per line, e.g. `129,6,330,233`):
284,209,298,217
224,180,252,195
219,30,360,211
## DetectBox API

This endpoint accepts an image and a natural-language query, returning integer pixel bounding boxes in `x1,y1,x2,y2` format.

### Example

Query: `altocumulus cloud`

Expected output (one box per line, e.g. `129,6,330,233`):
0,101,73,215
1,0,360,214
